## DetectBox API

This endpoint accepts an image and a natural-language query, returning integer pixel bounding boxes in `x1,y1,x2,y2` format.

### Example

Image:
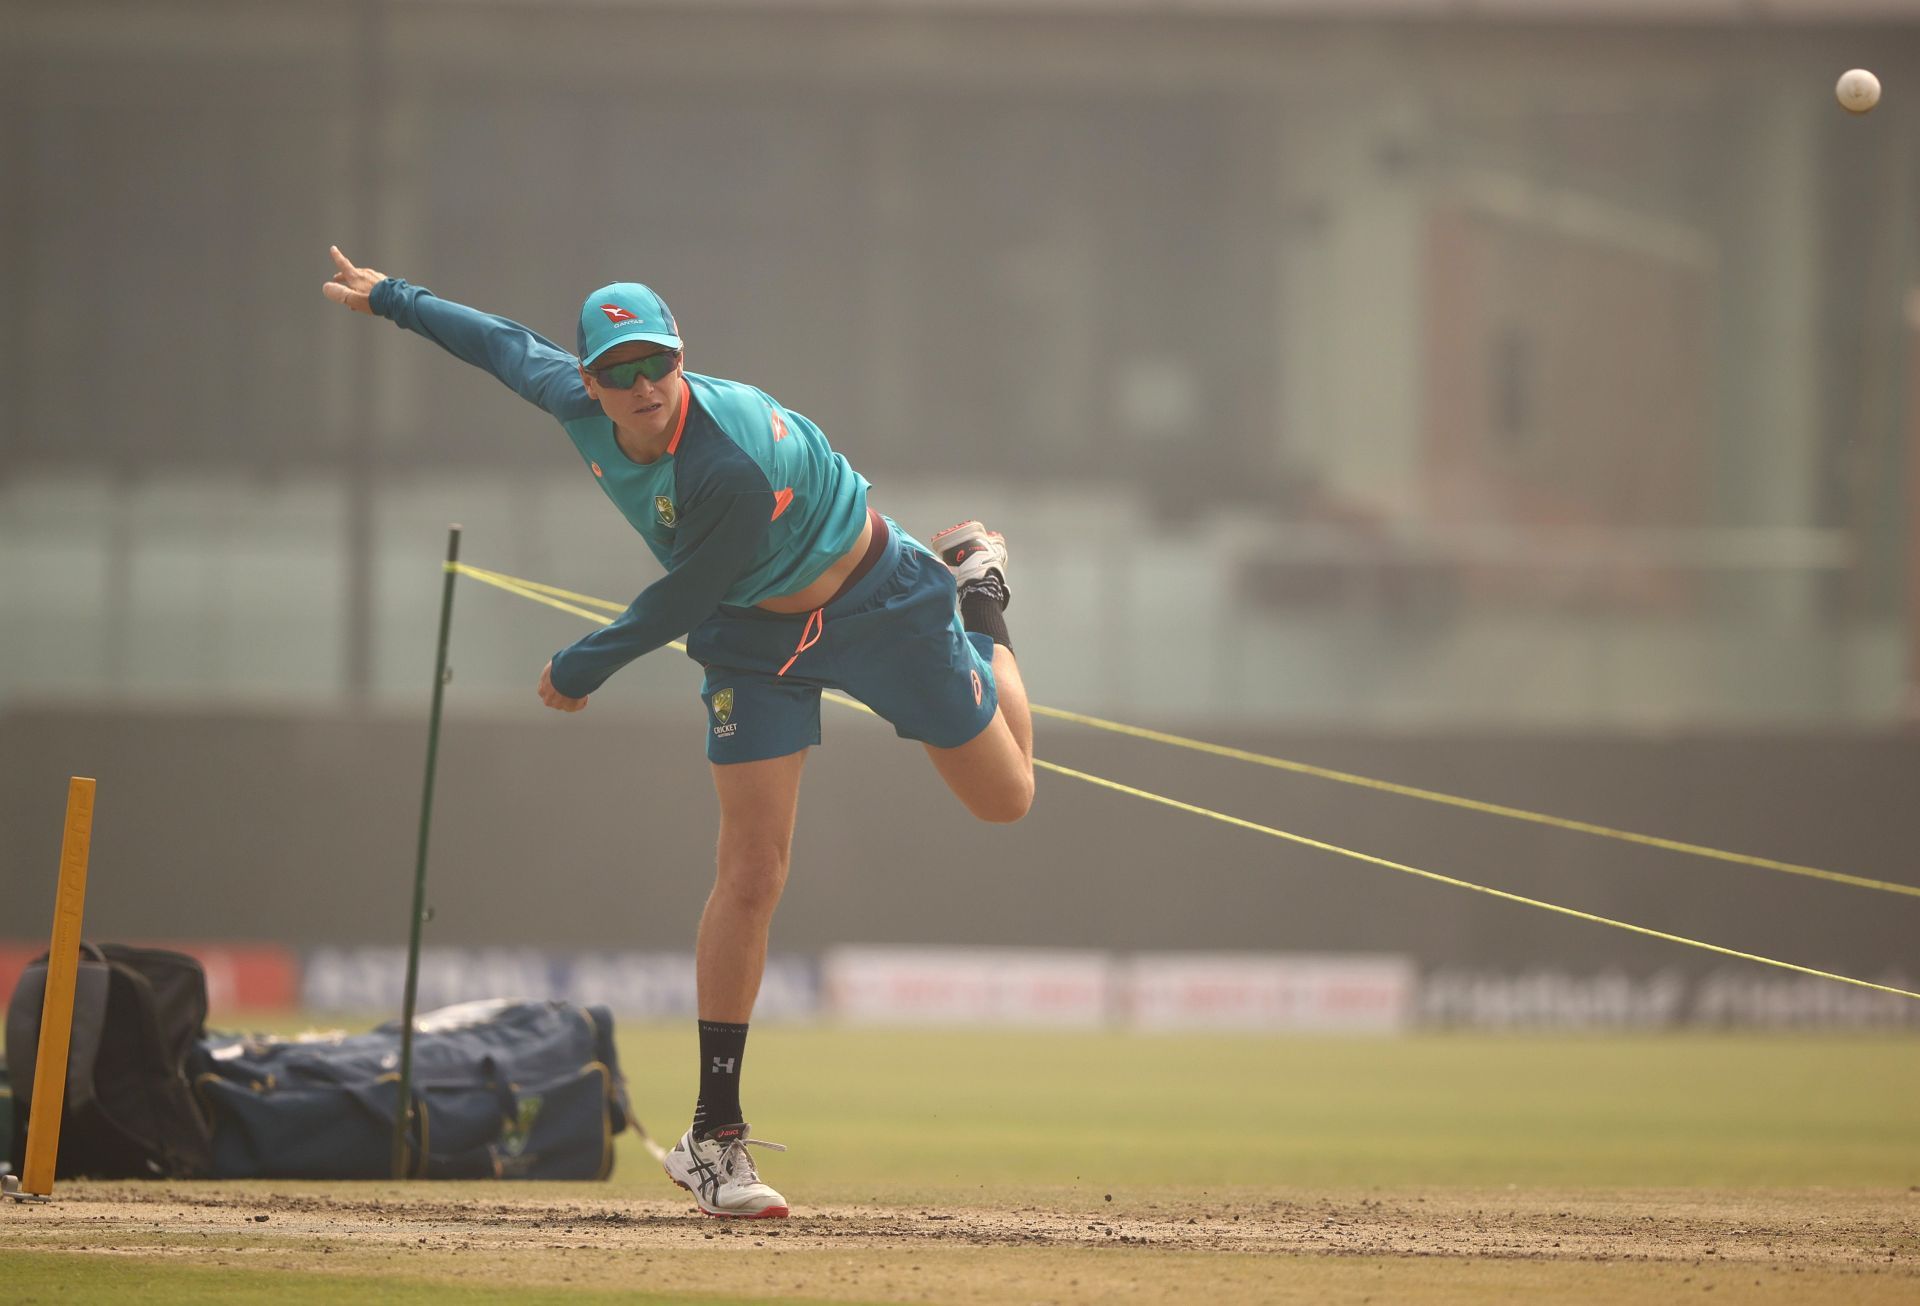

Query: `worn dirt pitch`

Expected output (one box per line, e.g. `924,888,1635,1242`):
8,1033,1918,1300
4,1181,1916,1304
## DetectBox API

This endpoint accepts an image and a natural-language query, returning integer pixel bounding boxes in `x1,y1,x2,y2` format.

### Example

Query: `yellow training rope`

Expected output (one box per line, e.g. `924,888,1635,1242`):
443,560,1920,1003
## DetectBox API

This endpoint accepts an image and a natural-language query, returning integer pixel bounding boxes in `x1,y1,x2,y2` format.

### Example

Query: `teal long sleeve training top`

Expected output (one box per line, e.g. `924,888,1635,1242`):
371,277,870,698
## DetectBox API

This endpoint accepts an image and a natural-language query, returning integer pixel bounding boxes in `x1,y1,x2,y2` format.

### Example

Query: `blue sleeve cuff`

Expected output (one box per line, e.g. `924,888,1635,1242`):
547,648,597,701
369,276,405,319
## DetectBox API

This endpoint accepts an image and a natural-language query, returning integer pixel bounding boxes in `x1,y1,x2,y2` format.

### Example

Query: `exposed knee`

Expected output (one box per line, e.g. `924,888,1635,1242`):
714,846,790,916
967,775,1034,825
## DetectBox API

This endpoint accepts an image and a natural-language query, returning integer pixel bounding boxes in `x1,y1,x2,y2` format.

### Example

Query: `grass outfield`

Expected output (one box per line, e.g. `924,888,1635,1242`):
3,1027,1917,1303
617,1027,1920,1193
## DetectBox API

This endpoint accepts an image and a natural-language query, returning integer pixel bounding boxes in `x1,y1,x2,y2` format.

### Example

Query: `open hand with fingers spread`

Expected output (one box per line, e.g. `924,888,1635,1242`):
322,245,386,314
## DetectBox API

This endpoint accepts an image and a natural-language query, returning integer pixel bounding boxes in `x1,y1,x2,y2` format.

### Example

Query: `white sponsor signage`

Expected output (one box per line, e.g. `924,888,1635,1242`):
1689,969,1918,1029
825,946,1113,1028
1126,953,1414,1033
1419,969,1688,1028
301,948,816,1019
1416,969,1920,1029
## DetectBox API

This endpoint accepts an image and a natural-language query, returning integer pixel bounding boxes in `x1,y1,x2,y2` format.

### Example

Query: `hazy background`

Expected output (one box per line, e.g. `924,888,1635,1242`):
3,1,1917,996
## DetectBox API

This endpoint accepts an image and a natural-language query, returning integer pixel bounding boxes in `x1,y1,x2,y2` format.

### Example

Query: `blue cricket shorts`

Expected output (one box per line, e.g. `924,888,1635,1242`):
684,519,1000,764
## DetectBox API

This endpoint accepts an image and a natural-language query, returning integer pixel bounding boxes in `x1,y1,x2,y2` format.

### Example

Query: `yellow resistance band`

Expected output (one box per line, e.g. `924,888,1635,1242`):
1026,705,1920,900
1036,760,1919,1002
447,561,1920,1003
452,563,1916,901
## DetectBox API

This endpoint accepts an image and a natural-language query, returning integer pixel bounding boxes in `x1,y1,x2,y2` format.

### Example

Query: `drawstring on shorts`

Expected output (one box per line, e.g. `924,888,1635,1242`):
770,510,886,678
776,608,824,676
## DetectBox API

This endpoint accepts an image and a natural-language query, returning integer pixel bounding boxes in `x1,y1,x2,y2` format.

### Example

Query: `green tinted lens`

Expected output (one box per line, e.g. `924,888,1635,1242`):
595,351,680,389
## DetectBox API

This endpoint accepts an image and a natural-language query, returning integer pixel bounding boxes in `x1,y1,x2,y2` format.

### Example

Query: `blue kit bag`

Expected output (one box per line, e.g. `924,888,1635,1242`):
191,999,640,1180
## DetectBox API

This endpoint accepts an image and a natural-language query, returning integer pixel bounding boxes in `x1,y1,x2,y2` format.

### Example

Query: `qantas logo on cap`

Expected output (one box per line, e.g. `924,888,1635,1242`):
600,304,638,323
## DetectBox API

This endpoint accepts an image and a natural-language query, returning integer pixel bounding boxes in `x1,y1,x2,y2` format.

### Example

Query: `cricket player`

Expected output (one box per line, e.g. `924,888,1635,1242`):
323,247,1033,1218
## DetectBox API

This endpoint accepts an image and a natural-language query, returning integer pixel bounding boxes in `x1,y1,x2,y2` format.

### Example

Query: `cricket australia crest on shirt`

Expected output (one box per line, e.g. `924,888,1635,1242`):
655,496,678,528
711,687,737,739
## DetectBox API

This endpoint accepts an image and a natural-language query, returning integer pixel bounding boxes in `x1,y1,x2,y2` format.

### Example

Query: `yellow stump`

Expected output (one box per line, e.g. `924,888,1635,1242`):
20,777,94,1198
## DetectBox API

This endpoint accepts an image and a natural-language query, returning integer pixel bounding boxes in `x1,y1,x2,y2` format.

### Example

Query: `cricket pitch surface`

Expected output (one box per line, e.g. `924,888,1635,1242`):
3,1029,1917,1302
4,1181,1917,1303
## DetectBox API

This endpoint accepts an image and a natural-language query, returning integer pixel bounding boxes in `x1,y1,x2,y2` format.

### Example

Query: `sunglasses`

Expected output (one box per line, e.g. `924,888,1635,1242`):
588,350,682,390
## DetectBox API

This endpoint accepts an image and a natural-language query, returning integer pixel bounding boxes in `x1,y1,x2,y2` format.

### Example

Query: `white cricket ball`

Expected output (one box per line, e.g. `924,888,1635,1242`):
1836,68,1881,115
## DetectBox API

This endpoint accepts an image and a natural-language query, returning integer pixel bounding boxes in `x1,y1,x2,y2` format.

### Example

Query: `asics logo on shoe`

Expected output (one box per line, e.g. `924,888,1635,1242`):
686,1151,721,1201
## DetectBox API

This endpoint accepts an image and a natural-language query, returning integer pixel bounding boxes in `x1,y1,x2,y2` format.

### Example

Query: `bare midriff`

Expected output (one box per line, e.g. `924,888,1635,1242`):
756,510,875,614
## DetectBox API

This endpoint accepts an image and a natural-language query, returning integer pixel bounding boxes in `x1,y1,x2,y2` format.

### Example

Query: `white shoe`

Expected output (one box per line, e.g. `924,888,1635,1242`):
662,1122,789,1219
930,519,1010,605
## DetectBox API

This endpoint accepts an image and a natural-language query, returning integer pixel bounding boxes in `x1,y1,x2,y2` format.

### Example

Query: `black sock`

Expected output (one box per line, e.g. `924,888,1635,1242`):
692,1020,748,1133
960,579,1012,652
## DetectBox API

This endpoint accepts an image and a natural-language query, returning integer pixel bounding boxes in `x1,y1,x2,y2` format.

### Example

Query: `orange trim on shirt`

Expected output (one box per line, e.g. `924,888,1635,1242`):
665,375,691,456
770,487,795,520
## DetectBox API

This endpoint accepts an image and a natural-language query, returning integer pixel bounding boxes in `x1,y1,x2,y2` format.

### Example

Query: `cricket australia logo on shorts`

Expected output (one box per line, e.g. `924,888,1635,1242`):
655,496,678,528
711,687,737,739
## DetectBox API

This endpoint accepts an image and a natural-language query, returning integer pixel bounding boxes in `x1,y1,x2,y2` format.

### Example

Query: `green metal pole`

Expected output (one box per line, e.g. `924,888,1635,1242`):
393,524,461,1179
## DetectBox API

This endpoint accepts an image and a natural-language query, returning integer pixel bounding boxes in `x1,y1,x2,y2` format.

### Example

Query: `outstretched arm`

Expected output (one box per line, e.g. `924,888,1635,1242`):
322,245,593,420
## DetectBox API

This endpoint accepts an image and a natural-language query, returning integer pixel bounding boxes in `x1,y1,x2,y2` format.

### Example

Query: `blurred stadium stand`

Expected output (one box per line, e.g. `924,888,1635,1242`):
3,2,1917,984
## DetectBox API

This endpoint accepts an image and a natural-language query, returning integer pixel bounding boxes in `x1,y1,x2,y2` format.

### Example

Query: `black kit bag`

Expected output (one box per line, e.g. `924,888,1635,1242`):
5,943,215,1178
191,999,635,1180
